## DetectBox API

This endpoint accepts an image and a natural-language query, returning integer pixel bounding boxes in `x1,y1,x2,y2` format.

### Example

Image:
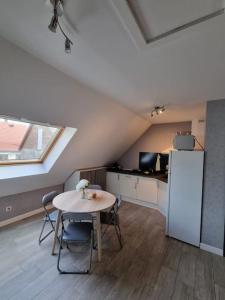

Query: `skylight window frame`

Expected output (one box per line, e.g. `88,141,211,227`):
0,115,64,166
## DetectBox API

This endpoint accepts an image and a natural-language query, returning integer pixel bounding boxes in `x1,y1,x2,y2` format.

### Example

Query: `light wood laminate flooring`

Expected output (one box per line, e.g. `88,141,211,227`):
0,202,225,300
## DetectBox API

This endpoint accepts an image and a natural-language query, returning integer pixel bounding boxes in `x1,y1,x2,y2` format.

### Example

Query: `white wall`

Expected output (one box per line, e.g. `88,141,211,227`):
191,119,206,150
0,38,149,197
119,122,191,169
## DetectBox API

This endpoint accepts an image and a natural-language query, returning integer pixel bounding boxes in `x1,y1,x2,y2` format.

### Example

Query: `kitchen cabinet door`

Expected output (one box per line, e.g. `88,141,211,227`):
158,181,168,215
136,177,157,204
106,172,120,195
119,174,137,199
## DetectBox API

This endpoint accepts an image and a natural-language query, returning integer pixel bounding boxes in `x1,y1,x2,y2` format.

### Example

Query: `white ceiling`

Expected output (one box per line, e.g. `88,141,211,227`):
0,0,225,120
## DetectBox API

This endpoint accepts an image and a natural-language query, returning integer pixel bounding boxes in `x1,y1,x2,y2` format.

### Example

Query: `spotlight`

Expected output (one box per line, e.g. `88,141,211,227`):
48,0,74,53
48,10,58,32
65,38,71,54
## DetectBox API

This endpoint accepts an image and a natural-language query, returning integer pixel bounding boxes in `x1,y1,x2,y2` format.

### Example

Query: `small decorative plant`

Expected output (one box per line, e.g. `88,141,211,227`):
76,179,89,199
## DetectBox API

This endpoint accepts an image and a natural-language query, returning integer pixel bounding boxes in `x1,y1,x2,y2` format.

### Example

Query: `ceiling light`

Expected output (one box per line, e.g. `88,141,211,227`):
150,106,166,117
48,9,58,32
58,22,73,53
65,37,71,53
48,0,73,54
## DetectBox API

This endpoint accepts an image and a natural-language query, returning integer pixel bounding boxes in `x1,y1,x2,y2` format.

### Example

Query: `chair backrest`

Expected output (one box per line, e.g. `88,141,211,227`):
88,184,102,190
42,191,58,207
61,212,78,221
61,212,93,222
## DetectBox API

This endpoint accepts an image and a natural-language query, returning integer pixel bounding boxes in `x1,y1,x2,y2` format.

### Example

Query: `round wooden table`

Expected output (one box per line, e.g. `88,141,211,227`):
51,189,116,261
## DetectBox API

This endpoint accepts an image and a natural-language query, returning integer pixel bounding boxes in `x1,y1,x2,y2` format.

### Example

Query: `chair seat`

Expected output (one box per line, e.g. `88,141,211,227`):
44,210,58,222
62,222,93,242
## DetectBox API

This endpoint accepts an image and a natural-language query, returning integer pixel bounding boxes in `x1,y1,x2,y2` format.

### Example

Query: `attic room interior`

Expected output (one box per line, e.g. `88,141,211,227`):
1,0,225,299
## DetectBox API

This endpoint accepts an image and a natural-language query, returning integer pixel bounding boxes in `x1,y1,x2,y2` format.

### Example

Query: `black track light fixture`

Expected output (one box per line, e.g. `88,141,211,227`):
48,8,58,32
58,22,73,54
48,0,73,53
65,37,72,53
150,106,166,117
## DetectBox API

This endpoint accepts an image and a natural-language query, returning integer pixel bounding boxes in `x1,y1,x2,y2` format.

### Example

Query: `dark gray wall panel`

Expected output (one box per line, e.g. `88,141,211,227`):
202,99,225,249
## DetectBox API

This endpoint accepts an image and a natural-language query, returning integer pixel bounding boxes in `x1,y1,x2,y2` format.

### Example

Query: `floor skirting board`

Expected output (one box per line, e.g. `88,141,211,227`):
200,243,223,256
0,205,52,228
121,196,167,217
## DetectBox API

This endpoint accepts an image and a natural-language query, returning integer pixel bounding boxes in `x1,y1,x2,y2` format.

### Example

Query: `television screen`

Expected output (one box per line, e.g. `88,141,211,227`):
139,152,157,171
159,154,169,171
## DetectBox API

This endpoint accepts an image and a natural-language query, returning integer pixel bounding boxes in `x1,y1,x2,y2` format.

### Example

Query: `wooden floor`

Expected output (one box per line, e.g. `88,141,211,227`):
0,202,225,300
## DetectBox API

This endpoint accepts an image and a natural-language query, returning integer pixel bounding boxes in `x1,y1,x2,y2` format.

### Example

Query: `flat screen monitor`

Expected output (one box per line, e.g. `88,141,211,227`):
159,154,169,171
139,152,157,171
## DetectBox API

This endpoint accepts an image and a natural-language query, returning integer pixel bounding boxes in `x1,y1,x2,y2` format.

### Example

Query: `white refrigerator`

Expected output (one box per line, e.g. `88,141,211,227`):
167,150,204,246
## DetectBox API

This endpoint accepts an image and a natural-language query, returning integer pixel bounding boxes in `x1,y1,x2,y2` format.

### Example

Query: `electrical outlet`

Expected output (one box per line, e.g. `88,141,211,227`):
5,206,12,212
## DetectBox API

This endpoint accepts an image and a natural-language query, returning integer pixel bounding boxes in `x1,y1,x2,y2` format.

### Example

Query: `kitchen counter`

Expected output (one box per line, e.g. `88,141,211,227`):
107,168,168,183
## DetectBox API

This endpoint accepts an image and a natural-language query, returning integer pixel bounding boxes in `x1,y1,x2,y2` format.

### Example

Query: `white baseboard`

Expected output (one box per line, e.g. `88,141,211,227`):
200,243,223,256
122,196,166,217
0,205,52,228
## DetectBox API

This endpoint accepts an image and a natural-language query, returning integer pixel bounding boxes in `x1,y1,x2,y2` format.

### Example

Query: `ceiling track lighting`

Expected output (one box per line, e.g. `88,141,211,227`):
48,0,73,53
150,105,166,117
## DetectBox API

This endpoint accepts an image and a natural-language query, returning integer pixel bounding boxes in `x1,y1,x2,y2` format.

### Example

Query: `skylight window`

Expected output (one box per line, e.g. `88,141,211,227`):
0,116,62,165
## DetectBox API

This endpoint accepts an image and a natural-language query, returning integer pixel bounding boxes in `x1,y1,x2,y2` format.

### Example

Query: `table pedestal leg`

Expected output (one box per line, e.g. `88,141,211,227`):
51,209,62,255
96,212,102,262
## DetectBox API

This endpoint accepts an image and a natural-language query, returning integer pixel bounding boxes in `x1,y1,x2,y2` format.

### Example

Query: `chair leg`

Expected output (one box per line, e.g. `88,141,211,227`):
39,215,60,245
94,224,109,250
38,219,46,244
49,216,61,245
114,224,122,249
39,219,55,244
118,225,123,247
57,235,63,273
92,229,96,250
57,237,90,275
89,230,94,273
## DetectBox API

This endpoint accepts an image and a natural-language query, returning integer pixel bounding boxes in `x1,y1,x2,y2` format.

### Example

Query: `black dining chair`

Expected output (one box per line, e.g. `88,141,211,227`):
38,191,59,244
88,185,122,249
100,196,123,249
57,212,94,274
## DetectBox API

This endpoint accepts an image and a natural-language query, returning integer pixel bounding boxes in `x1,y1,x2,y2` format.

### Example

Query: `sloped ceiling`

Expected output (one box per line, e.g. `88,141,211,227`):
0,0,222,117
0,39,149,196
0,0,222,195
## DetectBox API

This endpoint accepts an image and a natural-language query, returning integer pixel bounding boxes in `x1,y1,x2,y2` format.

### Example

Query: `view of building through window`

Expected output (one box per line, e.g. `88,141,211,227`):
0,116,62,164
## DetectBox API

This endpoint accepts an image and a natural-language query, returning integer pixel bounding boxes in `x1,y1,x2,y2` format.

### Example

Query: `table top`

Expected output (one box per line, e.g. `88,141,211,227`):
53,189,116,213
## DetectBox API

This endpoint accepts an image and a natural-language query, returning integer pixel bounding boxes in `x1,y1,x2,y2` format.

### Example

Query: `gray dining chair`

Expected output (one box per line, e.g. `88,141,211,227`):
70,184,102,223
88,184,102,190
57,212,94,274
100,197,122,249
88,184,122,249
38,191,59,244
